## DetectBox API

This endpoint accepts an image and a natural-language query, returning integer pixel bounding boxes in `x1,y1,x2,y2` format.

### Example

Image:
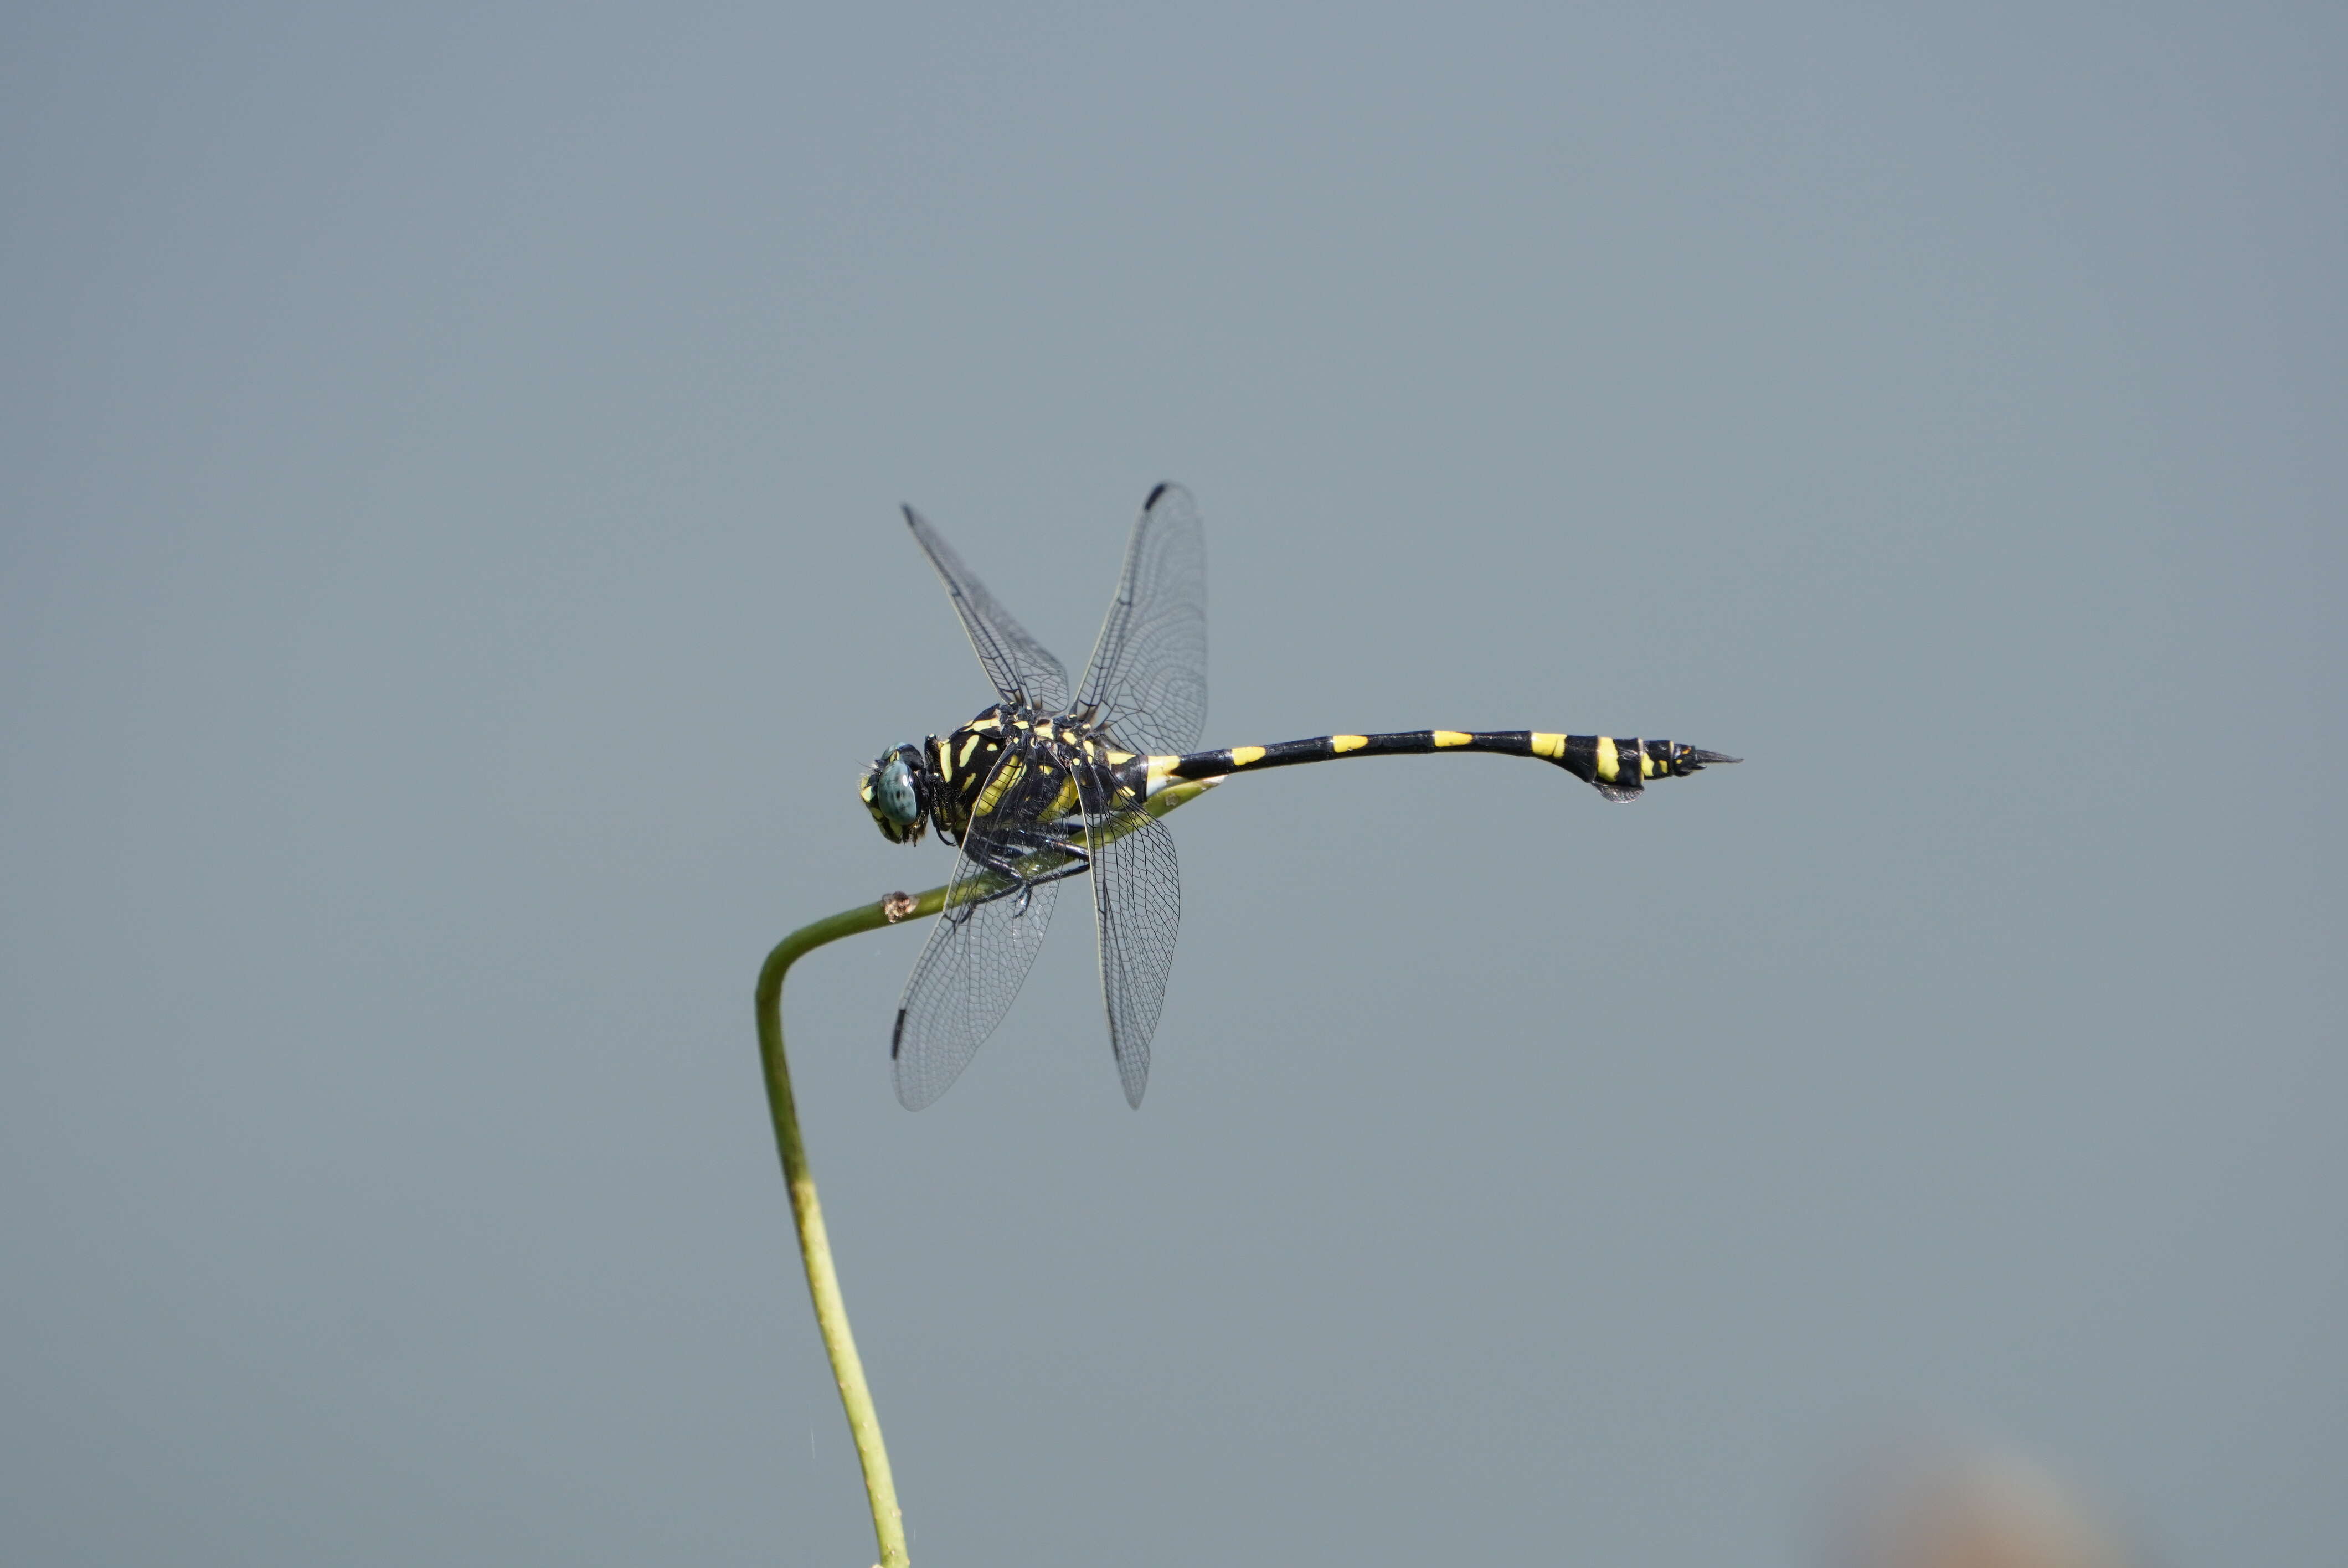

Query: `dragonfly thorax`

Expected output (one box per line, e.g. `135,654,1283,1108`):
863,700,1144,856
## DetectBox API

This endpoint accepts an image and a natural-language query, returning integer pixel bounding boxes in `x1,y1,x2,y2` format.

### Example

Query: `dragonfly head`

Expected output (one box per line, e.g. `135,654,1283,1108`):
859,743,930,844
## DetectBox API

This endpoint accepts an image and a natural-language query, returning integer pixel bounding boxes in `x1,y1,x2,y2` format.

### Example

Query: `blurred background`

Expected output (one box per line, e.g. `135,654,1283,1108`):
3,4,2338,1564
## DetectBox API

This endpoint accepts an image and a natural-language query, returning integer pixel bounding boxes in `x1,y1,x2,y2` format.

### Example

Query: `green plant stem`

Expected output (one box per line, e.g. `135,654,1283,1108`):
751,777,1222,1568
755,899,912,1568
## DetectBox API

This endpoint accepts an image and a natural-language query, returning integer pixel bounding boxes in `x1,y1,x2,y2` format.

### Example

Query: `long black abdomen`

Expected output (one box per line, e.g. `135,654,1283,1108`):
1152,730,1739,800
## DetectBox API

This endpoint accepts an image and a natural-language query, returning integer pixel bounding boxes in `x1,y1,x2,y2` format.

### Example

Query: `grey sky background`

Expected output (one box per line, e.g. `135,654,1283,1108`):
2,4,2339,1565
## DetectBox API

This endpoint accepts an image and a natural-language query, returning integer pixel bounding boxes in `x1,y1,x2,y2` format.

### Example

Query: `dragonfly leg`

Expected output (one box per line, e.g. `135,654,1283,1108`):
955,828,1093,919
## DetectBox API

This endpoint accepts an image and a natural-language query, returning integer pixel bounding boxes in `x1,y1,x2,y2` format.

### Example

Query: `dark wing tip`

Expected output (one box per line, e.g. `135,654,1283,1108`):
891,1008,939,1112
1144,481,1171,509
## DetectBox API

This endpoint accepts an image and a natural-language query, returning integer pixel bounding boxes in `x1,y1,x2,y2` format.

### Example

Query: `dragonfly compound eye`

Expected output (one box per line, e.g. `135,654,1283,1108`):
861,750,925,842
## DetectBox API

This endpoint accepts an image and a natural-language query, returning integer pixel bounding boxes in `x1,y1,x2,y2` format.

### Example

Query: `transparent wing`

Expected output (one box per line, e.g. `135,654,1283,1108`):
890,733,1088,1110
1075,482,1207,757
890,832,1068,1111
901,503,1070,711
1079,768,1182,1108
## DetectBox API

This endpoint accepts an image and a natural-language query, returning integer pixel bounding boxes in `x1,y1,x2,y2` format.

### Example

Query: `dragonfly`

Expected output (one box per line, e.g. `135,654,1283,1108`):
859,483,1738,1110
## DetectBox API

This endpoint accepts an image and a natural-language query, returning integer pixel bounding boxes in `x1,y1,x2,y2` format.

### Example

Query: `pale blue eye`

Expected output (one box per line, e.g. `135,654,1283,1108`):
876,757,920,826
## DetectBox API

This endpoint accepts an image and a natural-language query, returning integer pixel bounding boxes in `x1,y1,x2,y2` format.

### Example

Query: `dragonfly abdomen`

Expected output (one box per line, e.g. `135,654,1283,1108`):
1144,730,1739,802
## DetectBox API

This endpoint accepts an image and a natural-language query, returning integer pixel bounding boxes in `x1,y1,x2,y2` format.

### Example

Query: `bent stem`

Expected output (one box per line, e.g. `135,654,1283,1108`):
751,777,1222,1568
